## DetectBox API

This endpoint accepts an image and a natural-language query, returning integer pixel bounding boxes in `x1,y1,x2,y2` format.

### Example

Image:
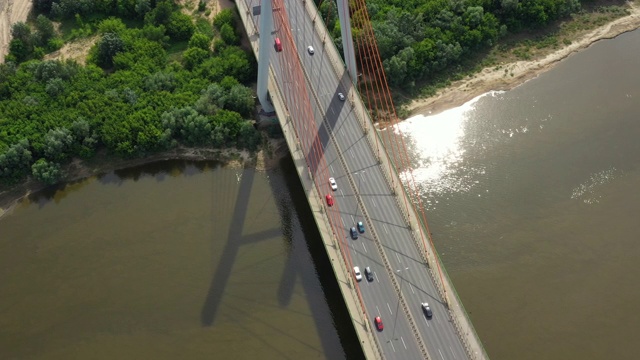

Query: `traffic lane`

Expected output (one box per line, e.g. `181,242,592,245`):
286,2,464,356
293,37,425,360
328,88,471,358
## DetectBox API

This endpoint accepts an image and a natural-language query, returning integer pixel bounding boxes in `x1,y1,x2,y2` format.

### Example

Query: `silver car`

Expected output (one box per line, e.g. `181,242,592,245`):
329,177,337,191
338,92,345,101
307,45,315,55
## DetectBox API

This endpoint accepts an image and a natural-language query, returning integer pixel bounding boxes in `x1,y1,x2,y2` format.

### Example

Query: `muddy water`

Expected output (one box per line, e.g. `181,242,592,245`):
0,159,362,359
398,30,640,359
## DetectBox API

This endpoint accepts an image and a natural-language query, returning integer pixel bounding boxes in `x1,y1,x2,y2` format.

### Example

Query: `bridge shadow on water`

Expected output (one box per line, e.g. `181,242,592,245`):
199,155,364,359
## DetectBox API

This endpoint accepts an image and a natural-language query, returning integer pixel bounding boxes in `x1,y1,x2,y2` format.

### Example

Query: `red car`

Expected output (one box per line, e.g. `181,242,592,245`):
326,194,334,206
374,316,384,331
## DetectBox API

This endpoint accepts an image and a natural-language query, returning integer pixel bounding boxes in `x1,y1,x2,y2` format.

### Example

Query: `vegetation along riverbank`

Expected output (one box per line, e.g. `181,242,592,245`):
2,0,640,215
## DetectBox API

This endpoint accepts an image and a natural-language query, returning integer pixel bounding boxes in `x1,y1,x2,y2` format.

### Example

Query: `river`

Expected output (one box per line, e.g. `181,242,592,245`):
397,29,640,359
0,159,362,359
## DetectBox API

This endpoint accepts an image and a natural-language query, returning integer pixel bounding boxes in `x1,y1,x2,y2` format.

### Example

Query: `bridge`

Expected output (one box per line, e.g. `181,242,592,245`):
233,0,488,358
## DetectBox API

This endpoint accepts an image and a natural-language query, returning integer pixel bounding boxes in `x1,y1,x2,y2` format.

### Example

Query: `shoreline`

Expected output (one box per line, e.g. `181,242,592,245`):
406,2,640,117
0,139,289,220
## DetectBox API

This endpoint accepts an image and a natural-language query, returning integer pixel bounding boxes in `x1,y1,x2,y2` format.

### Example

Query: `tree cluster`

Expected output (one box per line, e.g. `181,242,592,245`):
0,3,259,185
319,0,581,92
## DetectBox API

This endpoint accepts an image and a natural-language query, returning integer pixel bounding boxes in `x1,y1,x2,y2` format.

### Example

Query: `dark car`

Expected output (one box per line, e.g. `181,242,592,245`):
350,227,358,239
357,221,365,233
421,302,433,318
364,266,373,282
374,316,384,331
326,194,334,207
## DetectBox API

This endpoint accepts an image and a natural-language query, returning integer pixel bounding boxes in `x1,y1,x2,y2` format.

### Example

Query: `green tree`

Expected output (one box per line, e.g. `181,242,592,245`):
166,12,194,40
226,84,254,117
188,32,211,50
213,8,235,30
31,158,62,184
219,23,238,45
0,139,33,183
34,15,55,46
96,32,125,68
182,47,209,69
45,77,65,97
43,127,74,161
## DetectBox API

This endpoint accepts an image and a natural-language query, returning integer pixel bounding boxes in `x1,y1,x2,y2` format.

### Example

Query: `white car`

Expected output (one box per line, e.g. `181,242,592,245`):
338,92,345,101
353,266,362,282
307,45,315,55
329,177,337,191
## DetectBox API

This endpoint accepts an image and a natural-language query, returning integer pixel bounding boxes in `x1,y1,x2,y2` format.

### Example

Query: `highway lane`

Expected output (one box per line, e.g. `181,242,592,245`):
264,3,423,358
282,1,472,359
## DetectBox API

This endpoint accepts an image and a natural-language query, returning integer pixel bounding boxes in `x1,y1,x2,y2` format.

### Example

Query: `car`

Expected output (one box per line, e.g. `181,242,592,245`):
353,266,362,281
325,194,334,207
421,302,433,318
350,227,358,240
364,266,373,282
274,37,282,52
357,221,365,233
307,45,314,55
329,177,337,191
374,316,384,331
338,92,345,101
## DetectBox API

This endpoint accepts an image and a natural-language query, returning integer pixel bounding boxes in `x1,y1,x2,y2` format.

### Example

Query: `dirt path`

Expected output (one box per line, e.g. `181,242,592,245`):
0,0,32,63
406,2,640,117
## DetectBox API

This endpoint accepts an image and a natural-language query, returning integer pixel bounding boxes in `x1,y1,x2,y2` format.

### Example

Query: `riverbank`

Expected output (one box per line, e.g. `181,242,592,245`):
0,138,289,220
406,1,640,117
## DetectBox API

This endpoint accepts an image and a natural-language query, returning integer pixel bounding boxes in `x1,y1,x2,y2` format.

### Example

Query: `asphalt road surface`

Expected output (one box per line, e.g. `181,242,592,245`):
261,0,471,358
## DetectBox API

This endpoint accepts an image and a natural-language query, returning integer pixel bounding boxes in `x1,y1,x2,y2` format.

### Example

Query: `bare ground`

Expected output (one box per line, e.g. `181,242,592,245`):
406,2,640,117
0,0,32,63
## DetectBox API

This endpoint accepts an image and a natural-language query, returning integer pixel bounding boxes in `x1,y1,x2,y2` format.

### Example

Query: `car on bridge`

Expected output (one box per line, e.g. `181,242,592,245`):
325,194,334,206
274,37,282,52
350,227,358,240
353,266,362,282
338,92,345,101
357,221,365,233
329,177,337,191
374,316,384,331
307,45,314,55
422,302,433,318
364,266,373,282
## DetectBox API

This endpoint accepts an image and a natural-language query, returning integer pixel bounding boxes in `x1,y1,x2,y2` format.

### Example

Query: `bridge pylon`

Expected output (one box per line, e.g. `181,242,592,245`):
336,0,358,85
256,0,275,113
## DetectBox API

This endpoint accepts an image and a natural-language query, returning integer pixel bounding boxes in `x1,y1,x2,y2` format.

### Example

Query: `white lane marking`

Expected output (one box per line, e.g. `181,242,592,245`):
387,303,392,315
383,223,389,234
374,272,379,283
409,283,415,294
331,108,335,115
390,341,396,352
340,189,344,198
351,215,355,224
341,218,345,226
395,253,401,263
330,165,334,173
376,306,381,317
424,316,430,327
372,199,377,208
450,346,457,359
362,243,367,253
341,129,345,138
439,348,445,360
350,149,355,159
401,337,407,349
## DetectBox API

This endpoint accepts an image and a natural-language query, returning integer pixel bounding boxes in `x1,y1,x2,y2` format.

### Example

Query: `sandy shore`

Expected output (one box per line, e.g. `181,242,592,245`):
406,2,640,117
